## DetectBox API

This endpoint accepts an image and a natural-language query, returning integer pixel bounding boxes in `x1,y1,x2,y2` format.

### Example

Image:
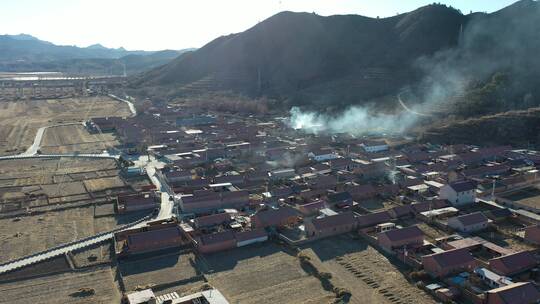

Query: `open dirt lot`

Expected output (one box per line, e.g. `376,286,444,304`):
120,251,204,293
500,186,540,211
204,243,334,304
0,267,121,304
303,235,436,304
0,206,144,261
0,96,130,155
40,124,119,154
71,242,113,269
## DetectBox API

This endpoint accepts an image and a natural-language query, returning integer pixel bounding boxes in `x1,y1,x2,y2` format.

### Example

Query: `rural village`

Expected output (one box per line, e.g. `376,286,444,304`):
0,75,540,304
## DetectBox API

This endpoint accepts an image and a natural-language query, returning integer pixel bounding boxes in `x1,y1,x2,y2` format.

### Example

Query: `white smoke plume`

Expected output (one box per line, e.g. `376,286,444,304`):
288,106,418,135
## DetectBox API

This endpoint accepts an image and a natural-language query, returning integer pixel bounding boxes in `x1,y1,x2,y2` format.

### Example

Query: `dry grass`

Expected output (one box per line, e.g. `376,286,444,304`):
304,235,436,304
0,207,126,261
120,251,203,292
0,267,121,304
204,243,334,304
0,158,126,212
84,176,125,193
40,124,119,154
0,96,130,155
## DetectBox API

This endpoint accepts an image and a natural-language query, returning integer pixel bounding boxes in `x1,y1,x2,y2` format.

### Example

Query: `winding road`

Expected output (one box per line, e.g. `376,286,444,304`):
397,90,432,117
0,96,176,275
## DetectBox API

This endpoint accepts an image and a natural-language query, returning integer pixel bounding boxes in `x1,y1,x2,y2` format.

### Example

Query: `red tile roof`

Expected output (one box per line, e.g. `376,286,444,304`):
487,282,540,304
489,251,537,276
312,212,356,231
423,248,475,268
357,211,392,228
379,225,424,242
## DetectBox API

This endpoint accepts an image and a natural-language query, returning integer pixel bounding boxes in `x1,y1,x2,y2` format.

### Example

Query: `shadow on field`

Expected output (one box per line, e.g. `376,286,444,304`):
118,250,181,275
301,234,368,262
202,243,283,272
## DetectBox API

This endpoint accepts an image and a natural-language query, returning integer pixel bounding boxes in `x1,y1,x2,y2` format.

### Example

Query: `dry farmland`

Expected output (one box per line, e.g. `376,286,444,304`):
0,158,130,212
0,206,138,261
40,124,119,154
204,243,335,304
0,266,121,304
303,235,436,304
119,251,204,293
0,96,130,155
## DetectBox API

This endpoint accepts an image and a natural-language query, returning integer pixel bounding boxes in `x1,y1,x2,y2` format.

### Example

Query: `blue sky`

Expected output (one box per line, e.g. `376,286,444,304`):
0,0,519,51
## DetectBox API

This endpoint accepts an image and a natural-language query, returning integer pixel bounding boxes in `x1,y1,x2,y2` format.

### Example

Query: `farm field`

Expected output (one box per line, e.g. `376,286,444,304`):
119,251,203,293
0,266,121,304
0,206,144,261
0,96,130,156
0,158,129,213
204,243,335,304
500,186,540,211
304,235,437,304
40,124,119,154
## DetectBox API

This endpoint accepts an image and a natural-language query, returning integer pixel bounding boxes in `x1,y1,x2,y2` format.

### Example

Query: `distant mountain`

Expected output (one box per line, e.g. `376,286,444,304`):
0,34,149,62
0,34,194,75
132,0,540,112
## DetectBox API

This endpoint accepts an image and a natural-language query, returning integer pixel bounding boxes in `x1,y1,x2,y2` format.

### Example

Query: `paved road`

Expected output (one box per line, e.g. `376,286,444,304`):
16,122,84,157
0,152,120,161
108,94,137,117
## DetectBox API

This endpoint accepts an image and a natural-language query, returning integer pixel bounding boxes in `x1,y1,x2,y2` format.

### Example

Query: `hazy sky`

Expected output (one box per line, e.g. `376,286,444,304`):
0,0,519,51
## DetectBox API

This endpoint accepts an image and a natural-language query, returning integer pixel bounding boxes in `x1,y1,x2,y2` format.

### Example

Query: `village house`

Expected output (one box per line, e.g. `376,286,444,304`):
235,229,268,247
116,192,158,213
193,212,232,229
195,230,236,253
474,267,513,289
346,184,377,201
524,225,540,245
357,211,393,229
388,205,414,219
308,148,340,162
488,251,537,277
447,212,489,233
421,248,477,278
178,190,250,214
410,199,449,214
485,282,540,304
122,226,184,255
377,225,424,252
305,212,356,239
298,200,327,216
251,206,299,229
360,140,388,153
164,170,193,183
439,180,477,206
327,191,353,208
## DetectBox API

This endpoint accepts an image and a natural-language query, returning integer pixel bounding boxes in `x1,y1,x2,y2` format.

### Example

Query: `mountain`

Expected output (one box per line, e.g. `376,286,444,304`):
0,34,149,62
0,34,194,75
131,4,465,106
132,0,540,112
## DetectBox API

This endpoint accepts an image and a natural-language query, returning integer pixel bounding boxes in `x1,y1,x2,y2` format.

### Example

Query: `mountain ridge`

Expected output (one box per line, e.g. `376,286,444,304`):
131,0,540,113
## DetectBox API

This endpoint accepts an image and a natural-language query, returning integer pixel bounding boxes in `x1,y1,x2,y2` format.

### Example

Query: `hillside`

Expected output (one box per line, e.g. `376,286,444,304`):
131,4,466,105
422,107,540,146
132,0,540,112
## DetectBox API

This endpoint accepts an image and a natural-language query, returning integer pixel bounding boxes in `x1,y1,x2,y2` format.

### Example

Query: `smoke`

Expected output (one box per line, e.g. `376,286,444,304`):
288,106,418,135
289,2,540,135
415,2,540,106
